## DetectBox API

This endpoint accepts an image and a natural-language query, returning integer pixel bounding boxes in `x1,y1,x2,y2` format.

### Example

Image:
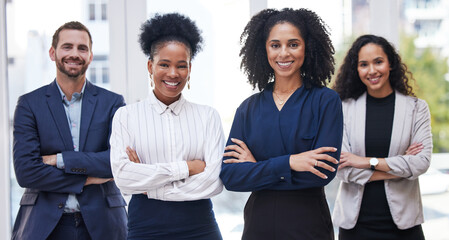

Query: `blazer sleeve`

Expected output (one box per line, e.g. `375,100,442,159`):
336,123,373,185
60,94,125,178
13,95,86,193
220,107,295,192
385,99,432,179
336,99,374,185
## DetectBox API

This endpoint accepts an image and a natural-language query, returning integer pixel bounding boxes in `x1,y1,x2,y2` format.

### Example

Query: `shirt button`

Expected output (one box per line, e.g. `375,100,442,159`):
280,176,285,180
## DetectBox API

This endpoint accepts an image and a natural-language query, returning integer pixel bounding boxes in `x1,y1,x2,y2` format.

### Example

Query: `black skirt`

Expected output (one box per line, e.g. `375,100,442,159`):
242,187,334,240
339,224,425,240
127,194,222,240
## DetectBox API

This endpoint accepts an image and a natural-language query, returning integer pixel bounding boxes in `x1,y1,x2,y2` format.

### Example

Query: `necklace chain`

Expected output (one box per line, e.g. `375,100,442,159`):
273,87,297,105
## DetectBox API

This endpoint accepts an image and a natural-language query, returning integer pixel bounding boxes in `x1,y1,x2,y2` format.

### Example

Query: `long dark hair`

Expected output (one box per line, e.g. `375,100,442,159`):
333,34,415,100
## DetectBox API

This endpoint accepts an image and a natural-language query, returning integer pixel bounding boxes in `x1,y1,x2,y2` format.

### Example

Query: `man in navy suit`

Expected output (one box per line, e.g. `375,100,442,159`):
12,21,127,240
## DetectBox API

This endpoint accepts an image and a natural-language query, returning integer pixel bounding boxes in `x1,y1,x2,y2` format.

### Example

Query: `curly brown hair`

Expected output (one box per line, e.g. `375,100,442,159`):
333,34,415,100
239,8,335,90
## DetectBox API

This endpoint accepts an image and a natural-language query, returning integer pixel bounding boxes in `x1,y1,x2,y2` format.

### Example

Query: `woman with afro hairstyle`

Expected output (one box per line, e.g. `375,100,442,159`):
110,13,224,239
219,8,343,239
332,34,431,240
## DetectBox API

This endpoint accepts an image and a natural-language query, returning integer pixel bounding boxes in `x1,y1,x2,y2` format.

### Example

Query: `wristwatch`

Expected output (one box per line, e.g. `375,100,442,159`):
369,158,379,170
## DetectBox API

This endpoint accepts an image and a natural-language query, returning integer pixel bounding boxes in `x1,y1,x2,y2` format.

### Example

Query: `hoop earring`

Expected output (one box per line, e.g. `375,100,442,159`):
149,74,154,87
187,77,190,90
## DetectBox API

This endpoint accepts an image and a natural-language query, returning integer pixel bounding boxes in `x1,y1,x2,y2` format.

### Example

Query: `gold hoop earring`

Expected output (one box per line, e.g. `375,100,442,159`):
187,77,190,90
149,74,154,87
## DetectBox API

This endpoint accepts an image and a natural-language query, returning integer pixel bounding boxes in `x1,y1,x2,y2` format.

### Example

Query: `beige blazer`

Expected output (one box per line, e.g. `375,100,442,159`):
332,91,432,230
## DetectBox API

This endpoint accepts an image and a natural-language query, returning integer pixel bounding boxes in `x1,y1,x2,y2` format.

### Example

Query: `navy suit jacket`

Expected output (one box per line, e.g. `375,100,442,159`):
12,80,127,240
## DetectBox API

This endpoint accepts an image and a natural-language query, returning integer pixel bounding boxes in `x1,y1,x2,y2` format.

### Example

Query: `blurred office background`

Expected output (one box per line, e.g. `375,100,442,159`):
1,0,449,239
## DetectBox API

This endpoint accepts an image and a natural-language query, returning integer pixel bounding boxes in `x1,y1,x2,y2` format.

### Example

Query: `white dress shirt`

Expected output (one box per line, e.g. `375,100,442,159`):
110,91,224,201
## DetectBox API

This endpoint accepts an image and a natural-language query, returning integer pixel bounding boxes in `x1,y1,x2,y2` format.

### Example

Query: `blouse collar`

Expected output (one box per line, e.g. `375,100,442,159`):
148,90,186,116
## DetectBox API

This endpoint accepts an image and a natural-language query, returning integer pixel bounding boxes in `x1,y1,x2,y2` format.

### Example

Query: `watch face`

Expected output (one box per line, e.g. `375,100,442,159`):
370,158,379,165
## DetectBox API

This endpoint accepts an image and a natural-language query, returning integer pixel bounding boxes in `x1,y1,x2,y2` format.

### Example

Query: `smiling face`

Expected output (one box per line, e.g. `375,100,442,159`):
265,22,305,82
49,29,93,81
148,41,191,105
357,43,393,98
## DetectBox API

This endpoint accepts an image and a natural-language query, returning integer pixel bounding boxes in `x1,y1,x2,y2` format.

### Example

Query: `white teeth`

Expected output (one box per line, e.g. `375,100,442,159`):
164,81,179,86
278,62,292,66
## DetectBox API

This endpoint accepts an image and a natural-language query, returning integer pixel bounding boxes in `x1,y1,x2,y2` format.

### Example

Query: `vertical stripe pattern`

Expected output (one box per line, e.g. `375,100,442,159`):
110,91,224,201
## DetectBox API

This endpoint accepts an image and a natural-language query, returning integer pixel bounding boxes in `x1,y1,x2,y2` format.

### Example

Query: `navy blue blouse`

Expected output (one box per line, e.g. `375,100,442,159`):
220,82,343,192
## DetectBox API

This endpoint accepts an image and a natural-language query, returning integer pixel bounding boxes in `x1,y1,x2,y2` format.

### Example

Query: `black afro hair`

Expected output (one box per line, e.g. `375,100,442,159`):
139,13,203,60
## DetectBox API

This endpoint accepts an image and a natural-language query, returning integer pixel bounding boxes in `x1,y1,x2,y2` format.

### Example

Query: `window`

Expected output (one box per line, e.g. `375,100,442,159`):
88,0,107,21
89,3,95,20
88,56,109,88
101,3,107,20
89,66,97,83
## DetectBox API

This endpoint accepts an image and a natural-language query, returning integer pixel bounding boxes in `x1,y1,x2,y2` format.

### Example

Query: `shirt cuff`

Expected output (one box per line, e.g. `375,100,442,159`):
170,161,189,181
56,153,65,169
271,155,292,183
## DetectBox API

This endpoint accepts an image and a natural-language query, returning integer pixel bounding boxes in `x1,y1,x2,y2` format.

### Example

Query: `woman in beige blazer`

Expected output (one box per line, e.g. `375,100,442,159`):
332,35,432,240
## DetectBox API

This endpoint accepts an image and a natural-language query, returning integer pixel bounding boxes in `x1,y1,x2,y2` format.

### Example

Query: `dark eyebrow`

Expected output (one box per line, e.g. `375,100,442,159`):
159,59,188,64
358,56,385,63
268,39,301,42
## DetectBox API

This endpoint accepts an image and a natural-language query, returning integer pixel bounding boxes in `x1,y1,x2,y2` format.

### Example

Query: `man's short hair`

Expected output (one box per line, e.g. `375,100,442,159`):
51,21,93,50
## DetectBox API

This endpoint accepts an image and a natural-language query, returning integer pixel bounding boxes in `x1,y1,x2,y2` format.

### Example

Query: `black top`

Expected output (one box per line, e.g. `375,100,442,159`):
358,92,395,228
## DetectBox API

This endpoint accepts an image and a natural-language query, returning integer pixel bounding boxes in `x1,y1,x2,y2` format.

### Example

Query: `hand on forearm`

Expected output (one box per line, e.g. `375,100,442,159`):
405,142,423,155
223,138,257,164
84,176,113,186
42,154,57,166
187,160,205,176
126,147,141,163
289,147,338,179
338,152,369,169
369,170,400,182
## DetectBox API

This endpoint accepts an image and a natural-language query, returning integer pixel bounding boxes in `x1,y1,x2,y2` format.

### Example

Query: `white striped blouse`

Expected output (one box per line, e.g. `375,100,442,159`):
110,91,224,201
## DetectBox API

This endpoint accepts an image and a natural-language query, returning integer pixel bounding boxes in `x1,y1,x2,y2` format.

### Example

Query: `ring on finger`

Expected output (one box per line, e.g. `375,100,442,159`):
315,160,318,167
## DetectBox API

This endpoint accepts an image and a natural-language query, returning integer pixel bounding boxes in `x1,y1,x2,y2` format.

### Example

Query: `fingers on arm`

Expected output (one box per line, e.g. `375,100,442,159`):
126,147,140,163
310,167,329,179
313,146,337,154
405,143,423,155
314,159,336,173
230,138,250,151
308,149,338,178
224,144,244,155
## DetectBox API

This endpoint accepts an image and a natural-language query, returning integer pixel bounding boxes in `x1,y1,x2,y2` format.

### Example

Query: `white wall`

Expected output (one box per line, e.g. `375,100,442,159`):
0,0,12,238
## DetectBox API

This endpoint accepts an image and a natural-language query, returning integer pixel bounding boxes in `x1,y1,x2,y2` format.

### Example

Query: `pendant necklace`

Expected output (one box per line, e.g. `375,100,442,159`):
273,87,297,105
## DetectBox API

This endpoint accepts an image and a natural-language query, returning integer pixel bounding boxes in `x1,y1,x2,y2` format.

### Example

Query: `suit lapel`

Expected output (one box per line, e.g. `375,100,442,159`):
354,92,367,157
389,91,407,156
46,80,74,150
79,81,98,152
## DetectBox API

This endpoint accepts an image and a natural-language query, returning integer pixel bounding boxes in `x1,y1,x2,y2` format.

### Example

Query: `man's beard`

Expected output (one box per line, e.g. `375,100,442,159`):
56,57,89,79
